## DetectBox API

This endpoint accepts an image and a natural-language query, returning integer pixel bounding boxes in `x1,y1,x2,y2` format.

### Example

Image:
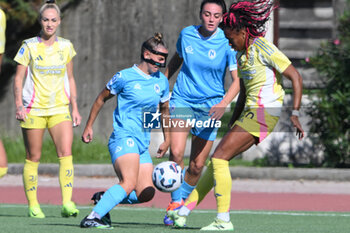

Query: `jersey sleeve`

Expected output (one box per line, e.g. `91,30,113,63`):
160,76,170,103
14,43,31,66
257,39,291,74
175,30,183,58
227,47,237,71
0,9,6,54
67,42,76,63
106,71,125,95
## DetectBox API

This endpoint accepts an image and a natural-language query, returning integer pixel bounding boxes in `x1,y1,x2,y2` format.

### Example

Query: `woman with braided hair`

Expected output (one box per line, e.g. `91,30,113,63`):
80,33,170,229
168,0,304,230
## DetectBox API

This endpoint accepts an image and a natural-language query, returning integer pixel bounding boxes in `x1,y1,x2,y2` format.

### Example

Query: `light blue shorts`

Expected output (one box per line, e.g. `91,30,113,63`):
108,133,152,165
169,96,222,141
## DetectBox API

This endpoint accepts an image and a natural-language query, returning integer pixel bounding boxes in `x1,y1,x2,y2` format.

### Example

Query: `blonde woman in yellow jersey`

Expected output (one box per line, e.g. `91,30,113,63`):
0,7,7,179
168,0,305,231
13,0,81,219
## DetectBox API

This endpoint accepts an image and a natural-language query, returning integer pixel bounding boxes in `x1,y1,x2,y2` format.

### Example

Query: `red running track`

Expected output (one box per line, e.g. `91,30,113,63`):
1,186,350,212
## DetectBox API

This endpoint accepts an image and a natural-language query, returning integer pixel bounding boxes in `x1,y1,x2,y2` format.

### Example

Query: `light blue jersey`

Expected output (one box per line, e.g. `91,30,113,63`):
106,64,170,154
172,25,237,103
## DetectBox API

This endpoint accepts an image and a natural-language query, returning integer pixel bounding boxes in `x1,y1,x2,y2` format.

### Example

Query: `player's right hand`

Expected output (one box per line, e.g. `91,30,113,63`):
82,127,93,143
15,106,27,122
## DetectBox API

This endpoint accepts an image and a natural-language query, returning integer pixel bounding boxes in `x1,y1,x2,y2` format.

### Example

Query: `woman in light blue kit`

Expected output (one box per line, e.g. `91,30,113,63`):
80,33,170,229
161,0,240,225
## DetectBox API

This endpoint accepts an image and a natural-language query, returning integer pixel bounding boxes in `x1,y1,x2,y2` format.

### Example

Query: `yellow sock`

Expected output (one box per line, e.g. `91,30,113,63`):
0,167,8,178
185,161,214,210
23,159,39,207
59,155,74,205
212,158,232,213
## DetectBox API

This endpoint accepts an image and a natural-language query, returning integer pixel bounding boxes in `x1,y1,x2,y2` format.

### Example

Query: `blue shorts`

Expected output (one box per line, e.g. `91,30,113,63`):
169,96,222,141
108,132,152,165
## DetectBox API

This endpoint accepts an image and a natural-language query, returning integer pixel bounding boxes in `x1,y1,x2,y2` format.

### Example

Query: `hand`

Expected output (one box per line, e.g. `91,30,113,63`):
290,115,305,140
82,127,93,143
15,106,27,122
72,109,82,128
156,141,170,158
209,101,228,120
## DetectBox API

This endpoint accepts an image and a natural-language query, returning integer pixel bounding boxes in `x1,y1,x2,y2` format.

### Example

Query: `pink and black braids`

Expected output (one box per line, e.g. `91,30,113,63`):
223,0,277,48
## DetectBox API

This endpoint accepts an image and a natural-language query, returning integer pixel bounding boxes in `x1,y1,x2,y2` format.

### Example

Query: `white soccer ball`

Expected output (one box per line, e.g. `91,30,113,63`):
152,161,183,192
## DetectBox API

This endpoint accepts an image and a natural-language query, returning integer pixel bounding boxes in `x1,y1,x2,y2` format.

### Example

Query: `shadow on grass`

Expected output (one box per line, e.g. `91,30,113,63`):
113,221,200,230
0,214,25,218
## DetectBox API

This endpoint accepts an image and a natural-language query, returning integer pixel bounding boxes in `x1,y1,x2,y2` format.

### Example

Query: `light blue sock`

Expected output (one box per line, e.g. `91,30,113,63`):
171,186,182,203
93,184,127,218
171,169,186,203
181,180,196,201
120,190,139,204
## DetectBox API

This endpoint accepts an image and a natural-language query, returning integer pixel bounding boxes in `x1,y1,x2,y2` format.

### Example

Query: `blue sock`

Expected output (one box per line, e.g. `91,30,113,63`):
181,180,196,201
171,186,182,203
120,190,139,204
171,169,186,203
93,184,127,218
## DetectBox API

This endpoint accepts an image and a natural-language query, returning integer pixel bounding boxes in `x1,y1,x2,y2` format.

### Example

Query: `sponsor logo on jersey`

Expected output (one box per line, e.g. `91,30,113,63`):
19,47,25,55
115,146,122,153
134,83,142,90
111,72,122,82
35,55,44,61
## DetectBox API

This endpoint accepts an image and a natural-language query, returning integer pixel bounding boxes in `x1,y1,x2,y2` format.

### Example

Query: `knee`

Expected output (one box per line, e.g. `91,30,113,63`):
187,160,205,177
120,181,137,194
26,151,41,162
137,186,156,203
170,148,184,164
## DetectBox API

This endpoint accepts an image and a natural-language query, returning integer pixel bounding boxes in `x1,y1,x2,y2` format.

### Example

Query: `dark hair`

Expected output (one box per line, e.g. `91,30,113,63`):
223,0,277,37
200,0,227,14
141,32,167,55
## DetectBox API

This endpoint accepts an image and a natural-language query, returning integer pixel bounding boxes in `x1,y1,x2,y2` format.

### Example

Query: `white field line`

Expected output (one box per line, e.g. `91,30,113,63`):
1,204,350,217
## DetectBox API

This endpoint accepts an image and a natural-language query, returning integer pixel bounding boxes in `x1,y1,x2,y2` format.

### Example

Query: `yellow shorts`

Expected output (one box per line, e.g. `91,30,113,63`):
20,113,72,129
234,108,279,143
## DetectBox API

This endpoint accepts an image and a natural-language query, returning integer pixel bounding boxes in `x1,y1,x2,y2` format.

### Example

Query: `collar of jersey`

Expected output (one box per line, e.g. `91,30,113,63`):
37,36,58,47
194,25,219,41
132,64,155,80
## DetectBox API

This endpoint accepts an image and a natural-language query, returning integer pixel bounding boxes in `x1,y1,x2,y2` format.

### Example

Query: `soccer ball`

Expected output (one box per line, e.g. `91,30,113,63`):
152,161,183,192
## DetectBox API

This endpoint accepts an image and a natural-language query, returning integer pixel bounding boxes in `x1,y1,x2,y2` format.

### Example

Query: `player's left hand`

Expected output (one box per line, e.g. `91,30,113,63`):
209,102,227,120
290,115,305,140
156,141,170,158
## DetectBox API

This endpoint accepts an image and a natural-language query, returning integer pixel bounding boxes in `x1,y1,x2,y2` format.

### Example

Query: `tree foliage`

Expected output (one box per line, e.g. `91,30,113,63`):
307,0,350,167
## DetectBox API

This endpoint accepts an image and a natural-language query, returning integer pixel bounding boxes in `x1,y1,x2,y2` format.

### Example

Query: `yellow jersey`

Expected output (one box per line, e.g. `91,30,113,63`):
0,8,6,54
237,37,291,116
14,36,76,116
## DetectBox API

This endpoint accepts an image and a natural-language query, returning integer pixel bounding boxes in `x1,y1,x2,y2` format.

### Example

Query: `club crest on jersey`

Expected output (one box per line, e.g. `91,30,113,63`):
58,50,64,61
208,49,216,59
154,84,160,94
126,138,135,147
185,45,194,54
